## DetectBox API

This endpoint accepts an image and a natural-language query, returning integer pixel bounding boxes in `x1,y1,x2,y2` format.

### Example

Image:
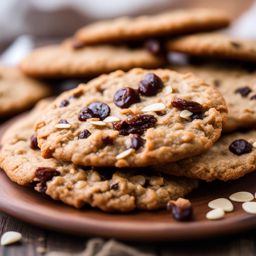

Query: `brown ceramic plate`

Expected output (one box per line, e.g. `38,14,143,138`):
0,114,256,241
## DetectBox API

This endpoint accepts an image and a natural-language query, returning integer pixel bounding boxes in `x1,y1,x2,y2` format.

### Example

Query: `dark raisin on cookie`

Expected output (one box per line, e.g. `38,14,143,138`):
110,182,119,190
172,98,203,113
130,134,145,150
138,73,164,96
144,39,163,55
102,136,113,145
113,87,140,108
113,114,157,135
35,167,60,193
213,79,221,87
235,86,252,97
30,134,39,150
88,102,110,120
229,139,253,155
58,119,69,124
230,41,241,48
191,112,205,120
167,198,193,221
250,94,256,100
78,129,91,139
59,99,70,108
78,107,94,121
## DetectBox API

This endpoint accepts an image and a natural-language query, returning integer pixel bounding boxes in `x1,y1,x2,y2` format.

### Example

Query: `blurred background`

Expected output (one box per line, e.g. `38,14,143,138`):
0,0,255,66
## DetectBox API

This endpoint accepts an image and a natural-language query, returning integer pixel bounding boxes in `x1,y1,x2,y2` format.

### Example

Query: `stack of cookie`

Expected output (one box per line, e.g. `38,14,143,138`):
1,8,256,216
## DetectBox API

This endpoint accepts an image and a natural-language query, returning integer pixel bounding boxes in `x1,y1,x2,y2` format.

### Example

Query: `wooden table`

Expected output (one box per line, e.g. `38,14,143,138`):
0,211,256,255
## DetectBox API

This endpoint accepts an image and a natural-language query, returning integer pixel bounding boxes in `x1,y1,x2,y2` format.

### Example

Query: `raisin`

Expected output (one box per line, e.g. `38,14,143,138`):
191,112,205,120
113,87,140,108
235,86,252,97
229,139,252,155
78,129,91,139
144,39,162,55
30,134,39,150
113,114,157,135
138,73,163,96
102,136,113,145
230,41,241,48
213,79,221,87
58,119,69,124
172,98,203,113
130,134,145,150
110,183,119,190
167,198,193,221
78,107,94,121
35,167,60,193
59,99,69,108
250,94,256,100
88,102,110,120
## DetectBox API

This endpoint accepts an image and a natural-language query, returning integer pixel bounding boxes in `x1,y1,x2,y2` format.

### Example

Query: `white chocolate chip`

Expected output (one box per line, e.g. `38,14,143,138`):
208,198,234,212
179,110,193,120
116,148,134,160
141,103,166,113
103,116,120,123
206,208,225,220
1,231,22,246
54,123,71,129
229,191,254,202
242,202,256,214
88,120,106,127
253,142,256,148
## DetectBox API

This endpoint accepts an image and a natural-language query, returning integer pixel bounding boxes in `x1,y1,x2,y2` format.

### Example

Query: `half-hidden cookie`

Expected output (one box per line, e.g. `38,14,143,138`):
158,130,256,181
20,40,164,78
75,8,230,45
0,66,50,116
172,65,256,132
35,68,227,168
0,101,198,212
166,33,256,62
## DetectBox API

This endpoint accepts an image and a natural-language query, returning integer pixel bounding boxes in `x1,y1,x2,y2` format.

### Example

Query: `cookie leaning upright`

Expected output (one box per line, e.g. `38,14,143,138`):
35,68,227,168
166,33,256,62
0,66,50,116
74,8,231,45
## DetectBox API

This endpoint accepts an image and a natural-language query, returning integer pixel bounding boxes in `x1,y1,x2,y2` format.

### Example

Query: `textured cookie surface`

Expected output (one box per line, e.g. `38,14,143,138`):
173,65,256,132
0,102,198,212
75,8,230,45
0,66,50,116
20,41,163,78
35,68,227,168
167,33,256,62
159,130,256,181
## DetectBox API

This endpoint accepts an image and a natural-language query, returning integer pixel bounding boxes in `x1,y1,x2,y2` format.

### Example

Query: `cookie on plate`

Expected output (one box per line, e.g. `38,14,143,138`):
75,8,230,45
35,68,227,168
20,40,164,78
0,66,50,117
166,33,256,62
158,130,256,181
172,65,256,132
0,100,198,212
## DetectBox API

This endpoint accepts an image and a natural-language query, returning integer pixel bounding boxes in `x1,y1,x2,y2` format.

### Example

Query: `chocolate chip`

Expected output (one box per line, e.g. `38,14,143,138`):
235,86,252,97
213,79,221,87
110,183,119,190
88,102,110,120
172,98,203,113
250,94,256,100
113,114,157,135
229,139,252,155
102,136,113,145
78,129,91,139
30,134,39,150
191,112,205,120
35,167,60,193
78,107,94,121
138,73,164,96
113,87,140,108
58,119,69,124
144,39,162,55
130,134,145,150
59,99,70,108
167,198,193,221
230,41,241,48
